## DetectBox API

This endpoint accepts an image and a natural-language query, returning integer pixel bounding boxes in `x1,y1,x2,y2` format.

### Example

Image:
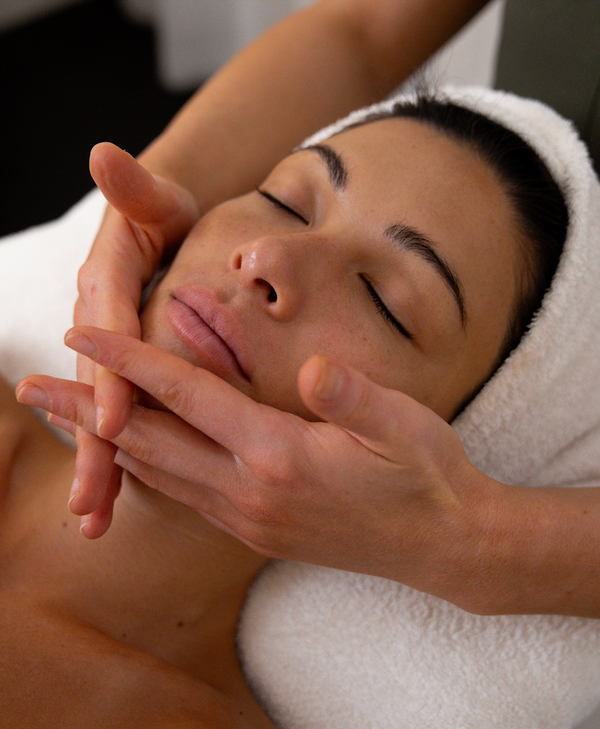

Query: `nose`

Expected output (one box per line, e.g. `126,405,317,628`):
229,235,304,320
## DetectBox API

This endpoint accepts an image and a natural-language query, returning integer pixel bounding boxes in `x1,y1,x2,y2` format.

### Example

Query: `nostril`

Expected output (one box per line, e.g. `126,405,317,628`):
254,277,278,302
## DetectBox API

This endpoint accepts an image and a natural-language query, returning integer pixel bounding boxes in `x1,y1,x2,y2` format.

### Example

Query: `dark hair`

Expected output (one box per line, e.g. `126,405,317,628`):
351,93,569,374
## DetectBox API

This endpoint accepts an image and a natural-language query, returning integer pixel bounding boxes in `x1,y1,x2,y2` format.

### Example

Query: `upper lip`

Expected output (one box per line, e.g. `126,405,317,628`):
171,286,251,380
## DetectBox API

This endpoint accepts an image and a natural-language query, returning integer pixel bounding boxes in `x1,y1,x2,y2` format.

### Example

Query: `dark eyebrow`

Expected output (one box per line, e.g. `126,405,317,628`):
385,223,467,327
302,144,348,191
299,145,465,325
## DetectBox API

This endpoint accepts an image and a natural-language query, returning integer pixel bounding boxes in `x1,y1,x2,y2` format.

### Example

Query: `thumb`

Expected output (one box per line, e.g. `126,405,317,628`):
297,355,431,458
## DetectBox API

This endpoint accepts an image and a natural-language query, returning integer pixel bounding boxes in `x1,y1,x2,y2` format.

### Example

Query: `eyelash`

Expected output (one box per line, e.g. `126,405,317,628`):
256,188,309,224
362,277,412,339
257,188,410,340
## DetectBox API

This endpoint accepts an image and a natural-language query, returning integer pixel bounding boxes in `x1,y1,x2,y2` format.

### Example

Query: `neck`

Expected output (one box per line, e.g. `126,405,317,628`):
25,456,268,682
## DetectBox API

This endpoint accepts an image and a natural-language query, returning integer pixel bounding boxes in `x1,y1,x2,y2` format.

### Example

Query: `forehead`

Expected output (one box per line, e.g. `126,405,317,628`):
321,116,523,355
330,115,520,262
325,116,506,216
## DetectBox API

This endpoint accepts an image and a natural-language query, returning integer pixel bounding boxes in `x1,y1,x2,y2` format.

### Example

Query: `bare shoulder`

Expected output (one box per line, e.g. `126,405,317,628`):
0,375,28,488
0,374,73,504
0,599,274,729
0,373,21,420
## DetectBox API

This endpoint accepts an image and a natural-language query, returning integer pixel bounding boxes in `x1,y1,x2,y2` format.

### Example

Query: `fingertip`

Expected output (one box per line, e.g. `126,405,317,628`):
15,382,50,410
89,141,112,160
298,355,347,403
65,328,98,359
96,411,126,441
15,377,40,401
79,485,118,539
14,378,32,402
89,142,118,187
95,370,135,439
68,490,93,517
80,512,112,540
89,141,128,170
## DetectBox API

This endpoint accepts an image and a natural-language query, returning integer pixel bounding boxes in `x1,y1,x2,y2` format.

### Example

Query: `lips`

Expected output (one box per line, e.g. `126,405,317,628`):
166,288,249,381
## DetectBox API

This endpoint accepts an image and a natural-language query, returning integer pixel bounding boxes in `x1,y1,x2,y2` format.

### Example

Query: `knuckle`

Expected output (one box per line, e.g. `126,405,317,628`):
76,261,99,300
152,380,196,418
117,432,155,465
345,381,375,428
58,398,86,428
246,440,299,489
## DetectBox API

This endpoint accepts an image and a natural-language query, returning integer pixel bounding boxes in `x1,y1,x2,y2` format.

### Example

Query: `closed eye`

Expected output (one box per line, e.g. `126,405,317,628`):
362,277,412,339
256,188,309,224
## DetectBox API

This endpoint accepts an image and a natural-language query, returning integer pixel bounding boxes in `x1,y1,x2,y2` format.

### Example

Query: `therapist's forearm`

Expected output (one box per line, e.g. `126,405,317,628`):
138,0,489,213
446,475,600,618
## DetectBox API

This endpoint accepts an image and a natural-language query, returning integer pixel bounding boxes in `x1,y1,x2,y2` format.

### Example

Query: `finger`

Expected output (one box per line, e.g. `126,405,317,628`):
74,217,148,335
15,378,122,517
72,428,120,516
93,368,135,440
18,374,269,545
114,449,242,529
79,468,121,540
114,450,283,557
76,145,195,439
47,413,76,436
89,142,198,243
64,327,290,456
76,347,96,387
17,374,242,494
16,378,94,421
75,249,141,441
77,147,198,440
297,355,443,458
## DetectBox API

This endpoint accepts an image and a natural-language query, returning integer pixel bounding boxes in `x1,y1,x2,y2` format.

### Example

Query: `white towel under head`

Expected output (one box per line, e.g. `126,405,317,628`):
237,87,600,728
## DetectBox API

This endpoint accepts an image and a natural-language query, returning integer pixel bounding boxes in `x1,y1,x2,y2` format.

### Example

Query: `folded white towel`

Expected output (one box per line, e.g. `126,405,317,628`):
237,88,600,728
0,189,104,438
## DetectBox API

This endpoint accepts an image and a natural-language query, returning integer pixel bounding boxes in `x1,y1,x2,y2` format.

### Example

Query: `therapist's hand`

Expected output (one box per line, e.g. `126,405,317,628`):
17,326,497,607
72,144,199,536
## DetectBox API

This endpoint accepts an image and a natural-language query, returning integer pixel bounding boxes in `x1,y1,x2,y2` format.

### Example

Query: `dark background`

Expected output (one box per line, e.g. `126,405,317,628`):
0,0,193,236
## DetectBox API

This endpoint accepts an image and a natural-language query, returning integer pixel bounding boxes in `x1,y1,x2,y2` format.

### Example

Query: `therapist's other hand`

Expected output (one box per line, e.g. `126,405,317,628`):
18,326,490,605
72,144,199,536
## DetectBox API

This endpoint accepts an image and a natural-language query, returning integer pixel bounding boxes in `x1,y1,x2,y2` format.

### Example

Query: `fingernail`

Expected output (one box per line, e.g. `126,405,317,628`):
65,331,98,359
47,413,76,436
313,358,345,400
96,406,106,437
80,515,92,538
68,477,80,508
15,383,50,410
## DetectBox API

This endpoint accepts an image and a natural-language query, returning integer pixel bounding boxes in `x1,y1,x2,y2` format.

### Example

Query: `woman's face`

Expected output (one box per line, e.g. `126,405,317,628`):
141,118,522,421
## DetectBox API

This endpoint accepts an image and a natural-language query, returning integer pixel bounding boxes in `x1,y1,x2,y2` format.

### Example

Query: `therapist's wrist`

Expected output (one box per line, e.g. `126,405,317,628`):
411,463,511,614
441,470,526,615
436,472,600,618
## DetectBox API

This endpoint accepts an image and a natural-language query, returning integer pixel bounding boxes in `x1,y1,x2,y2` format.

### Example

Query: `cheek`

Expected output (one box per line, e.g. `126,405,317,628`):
172,202,262,265
265,314,412,410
